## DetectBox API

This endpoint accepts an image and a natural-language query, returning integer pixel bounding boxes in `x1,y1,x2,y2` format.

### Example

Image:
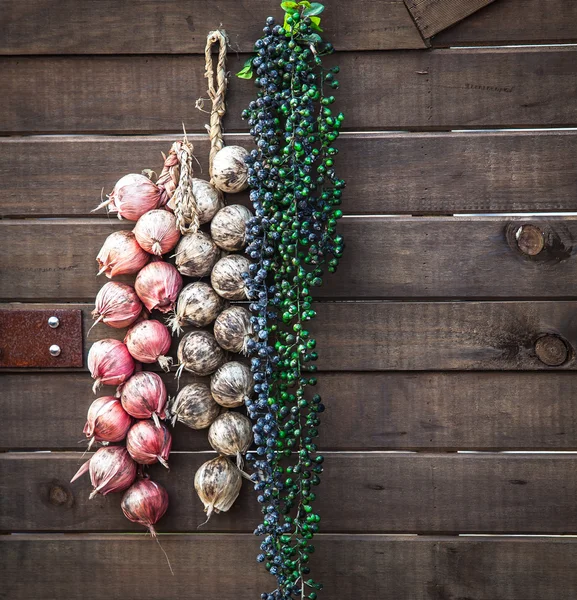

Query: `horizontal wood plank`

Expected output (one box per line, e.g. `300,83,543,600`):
3,131,577,217
4,300,577,371
3,217,577,301
3,534,577,600
434,0,577,46
4,371,577,451
0,0,426,54
3,453,577,533
405,0,496,38
1,48,576,133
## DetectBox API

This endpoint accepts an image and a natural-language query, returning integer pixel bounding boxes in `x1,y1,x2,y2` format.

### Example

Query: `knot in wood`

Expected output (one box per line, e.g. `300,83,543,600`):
516,224,545,256
48,483,74,508
535,335,569,366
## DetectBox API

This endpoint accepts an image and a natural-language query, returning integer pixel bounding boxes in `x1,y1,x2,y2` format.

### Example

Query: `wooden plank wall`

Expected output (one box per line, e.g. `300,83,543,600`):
2,1,577,598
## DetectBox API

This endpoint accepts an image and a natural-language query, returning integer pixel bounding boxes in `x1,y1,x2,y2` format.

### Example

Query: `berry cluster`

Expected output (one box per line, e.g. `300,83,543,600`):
239,4,344,598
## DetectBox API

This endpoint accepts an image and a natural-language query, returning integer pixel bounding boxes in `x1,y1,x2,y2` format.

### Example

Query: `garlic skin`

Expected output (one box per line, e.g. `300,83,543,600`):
70,446,137,500
211,254,251,300
208,411,253,468
169,382,221,430
177,330,225,377
88,339,135,394
124,319,172,371
210,204,253,251
120,371,167,426
100,173,168,221
194,455,242,524
213,306,253,354
133,209,180,256
135,261,183,314
167,282,225,334
92,281,142,330
210,361,254,408
174,231,220,278
126,420,172,469
121,478,169,537
97,230,150,278
211,146,250,193
168,178,224,225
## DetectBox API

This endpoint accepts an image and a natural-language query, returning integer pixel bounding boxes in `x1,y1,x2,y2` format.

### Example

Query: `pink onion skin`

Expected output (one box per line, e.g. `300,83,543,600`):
134,209,180,256
83,396,132,445
107,174,168,221
126,420,172,468
121,478,169,536
135,261,183,314
124,320,172,371
92,281,143,329
97,231,150,278
88,339,136,394
120,371,167,423
70,446,137,499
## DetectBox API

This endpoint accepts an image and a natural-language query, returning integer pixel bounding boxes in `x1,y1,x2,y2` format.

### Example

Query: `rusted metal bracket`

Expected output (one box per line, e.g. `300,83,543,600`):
0,309,83,368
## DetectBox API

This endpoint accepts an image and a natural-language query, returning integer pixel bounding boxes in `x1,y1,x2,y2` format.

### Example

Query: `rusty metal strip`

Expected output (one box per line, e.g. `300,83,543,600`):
0,309,83,368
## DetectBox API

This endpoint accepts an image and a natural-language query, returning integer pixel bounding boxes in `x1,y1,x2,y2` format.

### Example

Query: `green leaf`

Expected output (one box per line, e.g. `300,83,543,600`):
298,1,312,8
303,2,324,16
300,33,322,43
310,16,323,31
236,64,254,79
281,1,298,10
283,12,293,32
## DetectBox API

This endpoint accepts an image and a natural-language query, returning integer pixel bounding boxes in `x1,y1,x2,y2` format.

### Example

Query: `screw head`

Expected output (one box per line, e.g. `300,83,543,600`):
48,316,60,328
49,344,62,357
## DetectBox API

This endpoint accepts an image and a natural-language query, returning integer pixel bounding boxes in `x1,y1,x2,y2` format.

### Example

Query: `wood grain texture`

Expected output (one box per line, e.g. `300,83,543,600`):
434,0,577,46
3,130,577,217
4,300,577,372
3,452,577,533
3,534,577,600
3,217,577,301
1,48,576,133
404,0,496,38
0,0,425,54
4,371,577,451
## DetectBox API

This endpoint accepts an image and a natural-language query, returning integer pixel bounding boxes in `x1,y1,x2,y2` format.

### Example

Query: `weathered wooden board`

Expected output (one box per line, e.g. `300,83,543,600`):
0,0,426,54
3,217,577,301
2,48,576,133
405,0,496,38
4,301,577,371
3,534,577,600
3,131,577,217
434,0,577,46
3,452,577,533
4,371,577,451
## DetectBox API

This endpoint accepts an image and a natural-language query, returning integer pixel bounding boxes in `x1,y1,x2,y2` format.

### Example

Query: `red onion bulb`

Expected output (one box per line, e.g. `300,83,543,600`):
135,261,183,314
121,478,169,536
134,209,180,256
88,339,135,394
120,371,167,426
96,231,150,278
95,174,168,221
83,396,132,448
70,446,137,499
124,320,172,371
126,420,172,469
92,281,142,330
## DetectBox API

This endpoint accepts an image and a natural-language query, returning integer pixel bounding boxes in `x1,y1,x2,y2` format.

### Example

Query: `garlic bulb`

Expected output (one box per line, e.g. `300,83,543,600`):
211,146,250,193
211,254,250,300
210,361,253,408
174,231,220,278
177,330,225,377
168,383,221,429
213,306,253,354
133,209,180,256
168,178,223,225
194,455,242,525
97,230,150,278
167,282,225,334
210,205,253,251
208,411,253,468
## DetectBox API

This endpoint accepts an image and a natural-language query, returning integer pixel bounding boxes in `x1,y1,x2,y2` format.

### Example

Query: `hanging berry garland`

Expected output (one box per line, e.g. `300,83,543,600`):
239,2,345,599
